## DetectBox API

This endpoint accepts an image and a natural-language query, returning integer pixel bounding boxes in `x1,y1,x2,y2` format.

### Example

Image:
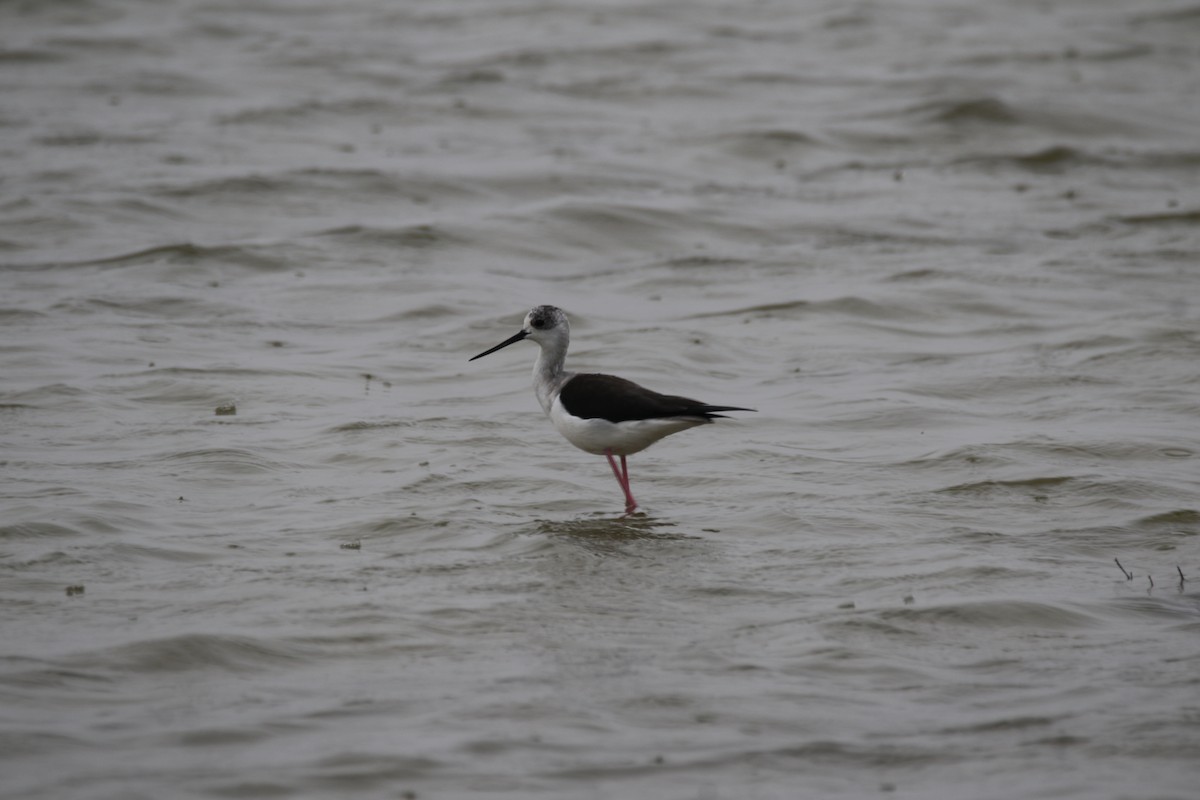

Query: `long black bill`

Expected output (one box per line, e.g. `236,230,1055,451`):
469,329,528,361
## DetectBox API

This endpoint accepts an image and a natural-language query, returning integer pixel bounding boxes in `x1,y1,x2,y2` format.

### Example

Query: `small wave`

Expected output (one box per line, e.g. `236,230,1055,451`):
51,294,228,320
1136,508,1200,525
1103,594,1200,623
880,599,1099,629
471,199,726,258
330,419,418,433
156,448,291,475
0,730,88,758
100,69,223,97
108,542,216,563
33,129,159,147
306,751,441,785
960,145,1200,173
715,127,820,159
78,241,293,273
688,296,921,323
0,383,89,410
653,254,755,269
581,739,948,774
884,267,953,282
955,44,1152,67
542,201,693,239
437,67,507,86
314,223,464,249
216,97,399,126
687,299,808,319
1116,209,1200,227
937,715,1059,735
79,633,310,675
956,144,1090,172
1134,509,1200,537
1131,5,1200,27
912,96,1021,126
902,442,1048,472
125,377,257,407
0,521,81,540
0,48,67,64
2,550,88,570
45,33,168,56
938,475,1075,495
897,95,1152,139
175,727,271,747
293,168,489,202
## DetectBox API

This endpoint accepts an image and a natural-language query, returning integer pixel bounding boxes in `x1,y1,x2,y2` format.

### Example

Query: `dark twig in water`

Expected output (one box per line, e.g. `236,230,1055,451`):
1179,566,1187,587
1148,574,1154,589
1114,558,1132,580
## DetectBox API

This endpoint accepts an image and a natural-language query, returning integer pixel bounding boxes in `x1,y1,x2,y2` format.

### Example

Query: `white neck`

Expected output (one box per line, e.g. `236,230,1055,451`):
532,334,570,415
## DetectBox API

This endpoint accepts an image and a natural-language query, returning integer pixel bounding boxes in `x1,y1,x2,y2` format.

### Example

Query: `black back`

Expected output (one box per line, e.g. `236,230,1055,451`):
559,373,752,424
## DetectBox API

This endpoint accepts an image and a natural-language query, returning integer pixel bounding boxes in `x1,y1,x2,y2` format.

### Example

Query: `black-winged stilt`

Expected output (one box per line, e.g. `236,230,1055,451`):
470,305,754,513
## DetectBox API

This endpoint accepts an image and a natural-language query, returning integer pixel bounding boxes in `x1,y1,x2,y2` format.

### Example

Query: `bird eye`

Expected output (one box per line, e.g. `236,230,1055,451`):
531,317,545,329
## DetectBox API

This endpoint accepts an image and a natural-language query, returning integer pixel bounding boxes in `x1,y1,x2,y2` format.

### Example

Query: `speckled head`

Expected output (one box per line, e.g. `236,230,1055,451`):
469,305,569,362
525,305,568,338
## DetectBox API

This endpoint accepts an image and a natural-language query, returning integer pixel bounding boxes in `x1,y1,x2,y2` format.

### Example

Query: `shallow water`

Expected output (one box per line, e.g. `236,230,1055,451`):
3,0,1199,798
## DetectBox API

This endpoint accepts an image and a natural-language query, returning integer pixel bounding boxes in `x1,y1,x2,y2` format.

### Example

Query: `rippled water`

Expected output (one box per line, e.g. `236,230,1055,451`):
3,0,1199,798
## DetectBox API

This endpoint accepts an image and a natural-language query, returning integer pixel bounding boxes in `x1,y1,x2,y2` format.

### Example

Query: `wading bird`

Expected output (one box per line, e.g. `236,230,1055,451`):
470,305,754,513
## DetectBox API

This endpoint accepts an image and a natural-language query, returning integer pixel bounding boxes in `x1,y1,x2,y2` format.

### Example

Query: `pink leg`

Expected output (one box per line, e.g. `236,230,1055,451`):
620,456,637,511
604,450,638,513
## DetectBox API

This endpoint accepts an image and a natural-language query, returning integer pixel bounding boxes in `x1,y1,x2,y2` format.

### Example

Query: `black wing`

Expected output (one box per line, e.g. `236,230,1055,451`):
559,373,753,423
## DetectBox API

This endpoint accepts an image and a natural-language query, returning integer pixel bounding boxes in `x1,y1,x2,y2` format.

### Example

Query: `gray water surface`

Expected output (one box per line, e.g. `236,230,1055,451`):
3,1,1199,798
